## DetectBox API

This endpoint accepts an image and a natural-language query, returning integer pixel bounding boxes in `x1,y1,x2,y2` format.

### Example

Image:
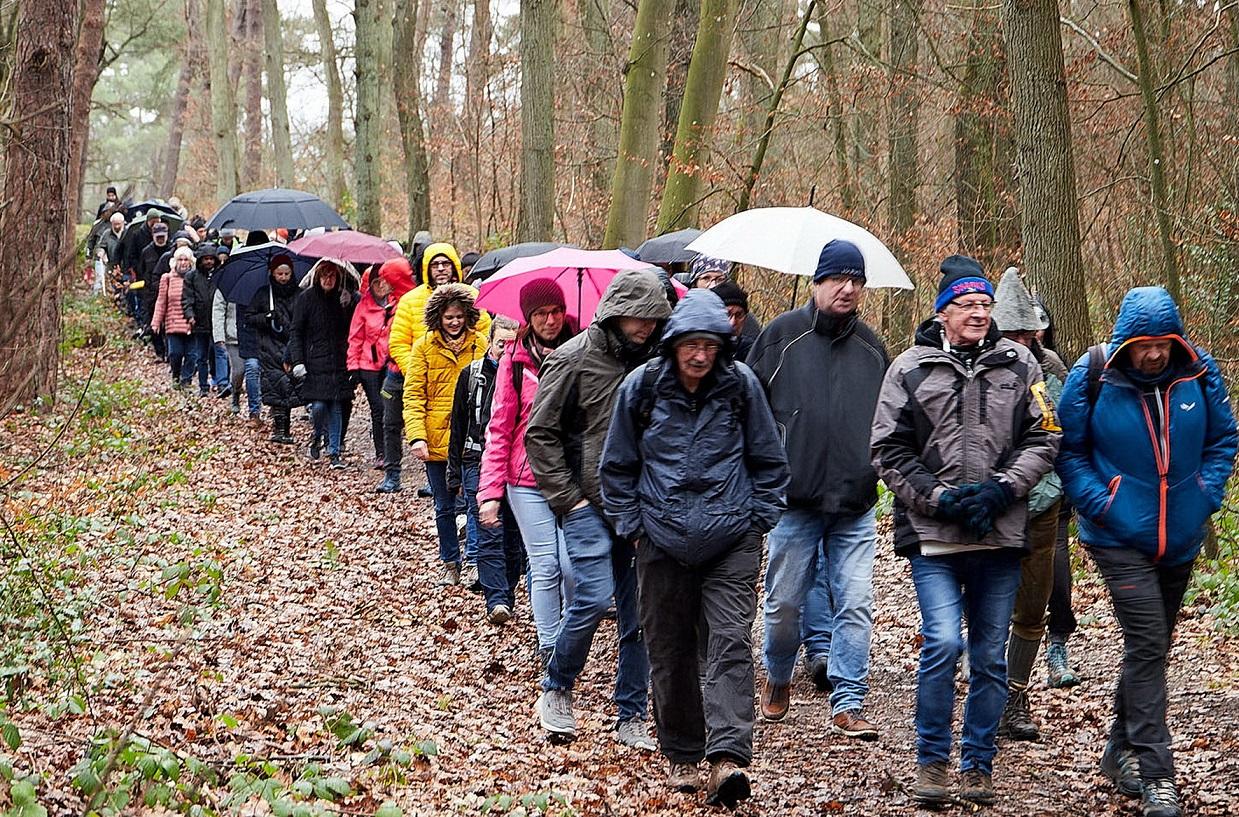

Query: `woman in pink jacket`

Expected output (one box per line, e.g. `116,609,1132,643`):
478,279,577,664
151,246,196,389
347,260,414,468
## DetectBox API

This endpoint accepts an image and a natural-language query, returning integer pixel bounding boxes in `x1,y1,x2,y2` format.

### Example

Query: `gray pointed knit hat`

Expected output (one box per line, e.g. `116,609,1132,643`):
992,267,1048,332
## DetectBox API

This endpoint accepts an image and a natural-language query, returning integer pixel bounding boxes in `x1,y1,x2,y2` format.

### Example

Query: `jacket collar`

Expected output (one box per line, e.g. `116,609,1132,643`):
806,303,858,339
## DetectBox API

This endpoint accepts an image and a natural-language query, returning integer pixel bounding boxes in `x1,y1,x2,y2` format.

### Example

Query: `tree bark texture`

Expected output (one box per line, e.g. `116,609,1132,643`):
661,0,699,166
656,0,737,232
355,0,384,233
312,0,346,208
885,0,919,346
206,0,240,202
464,0,493,242
1000,0,1091,362
433,0,459,115
263,0,295,187
159,0,199,199
808,4,853,211
240,0,265,186
0,0,74,409
580,0,616,197
394,0,431,239
517,0,557,242
1127,0,1180,301
67,0,105,229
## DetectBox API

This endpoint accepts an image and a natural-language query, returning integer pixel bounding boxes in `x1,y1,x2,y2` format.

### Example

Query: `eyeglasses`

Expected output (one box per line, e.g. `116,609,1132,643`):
679,340,722,355
428,260,454,269
949,299,995,313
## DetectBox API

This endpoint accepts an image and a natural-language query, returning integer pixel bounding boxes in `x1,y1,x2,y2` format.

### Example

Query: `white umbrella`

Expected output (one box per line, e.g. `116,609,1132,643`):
686,206,914,289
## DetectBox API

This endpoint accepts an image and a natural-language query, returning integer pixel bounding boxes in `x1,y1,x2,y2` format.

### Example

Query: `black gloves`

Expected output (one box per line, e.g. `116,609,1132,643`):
934,485,977,523
958,479,1015,540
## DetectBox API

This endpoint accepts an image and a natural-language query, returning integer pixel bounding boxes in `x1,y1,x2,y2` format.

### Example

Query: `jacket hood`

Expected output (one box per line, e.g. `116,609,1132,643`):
1108,286,1187,352
302,256,361,291
661,289,733,353
424,282,480,332
594,267,674,325
378,257,416,302
421,242,462,286
992,267,1047,333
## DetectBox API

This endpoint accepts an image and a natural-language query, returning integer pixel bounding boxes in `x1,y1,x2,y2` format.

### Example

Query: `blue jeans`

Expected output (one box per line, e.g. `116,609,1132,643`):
425,460,460,565
910,550,1022,775
763,508,875,715
212,342,231,388
544,503,648,723
508,486,573,650
463,465,525,610
310,400,343,456
800,548,834,661
243,357,262,417
165,333,190,383
187,334,210,391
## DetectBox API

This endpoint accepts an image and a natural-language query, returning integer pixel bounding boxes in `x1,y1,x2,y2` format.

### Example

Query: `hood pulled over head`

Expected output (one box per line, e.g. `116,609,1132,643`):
594,267,675,326
661,289,733,356
420,242,462,287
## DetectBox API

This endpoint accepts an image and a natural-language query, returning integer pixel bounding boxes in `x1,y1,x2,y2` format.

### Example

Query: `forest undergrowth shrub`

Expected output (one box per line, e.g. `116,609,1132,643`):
1186,483,1239,630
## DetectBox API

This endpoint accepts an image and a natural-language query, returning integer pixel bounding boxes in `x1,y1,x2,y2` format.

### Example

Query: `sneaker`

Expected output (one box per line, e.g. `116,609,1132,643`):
913,761,950,807
1140,778,1181,817
460,562,480,591
805,654,833,693
436,562,460,586
960,768,996,805
537,689,576,742
614,718,656,752
667,761,700,793
216,384,233,399
759,679,790,722
831,709,878,741
329,454,346,470
230,402,240,416
998,685,1040,741
1100,739,1142,798
375,474,402,493
704,760,750,809
1046,640,1081,688
198,388,209,397
456,513,468,541
274,431,295,445
488,604,511,625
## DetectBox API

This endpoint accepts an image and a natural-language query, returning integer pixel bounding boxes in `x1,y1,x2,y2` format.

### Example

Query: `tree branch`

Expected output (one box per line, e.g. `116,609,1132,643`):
1060,16,1138,83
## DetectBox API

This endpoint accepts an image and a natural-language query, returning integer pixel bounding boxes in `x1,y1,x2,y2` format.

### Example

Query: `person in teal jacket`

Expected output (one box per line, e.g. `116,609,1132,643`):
1056,286,1236,817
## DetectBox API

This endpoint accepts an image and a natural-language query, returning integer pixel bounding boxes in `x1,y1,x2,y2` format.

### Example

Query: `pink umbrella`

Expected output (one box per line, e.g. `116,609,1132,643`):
475,247,685,326
288,231,401,265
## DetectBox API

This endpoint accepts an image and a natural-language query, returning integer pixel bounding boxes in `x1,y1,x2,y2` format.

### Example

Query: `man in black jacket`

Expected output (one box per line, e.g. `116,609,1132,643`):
746,239,889,737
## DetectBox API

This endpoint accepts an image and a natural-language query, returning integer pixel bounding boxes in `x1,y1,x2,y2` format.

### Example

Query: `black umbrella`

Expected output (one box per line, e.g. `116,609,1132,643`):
467,242,568,284
215,241,311,306
634,228,702,264
207,188,350,232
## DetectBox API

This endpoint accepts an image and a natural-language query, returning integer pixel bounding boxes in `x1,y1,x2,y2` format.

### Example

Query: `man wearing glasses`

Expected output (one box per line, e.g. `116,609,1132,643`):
870,255,1060,807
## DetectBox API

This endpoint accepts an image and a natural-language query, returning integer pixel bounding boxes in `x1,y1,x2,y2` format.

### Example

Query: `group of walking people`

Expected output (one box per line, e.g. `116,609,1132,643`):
105,204,1235,815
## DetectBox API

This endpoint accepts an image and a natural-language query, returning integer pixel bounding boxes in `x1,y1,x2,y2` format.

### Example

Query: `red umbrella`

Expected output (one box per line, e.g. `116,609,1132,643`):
288,231,401,265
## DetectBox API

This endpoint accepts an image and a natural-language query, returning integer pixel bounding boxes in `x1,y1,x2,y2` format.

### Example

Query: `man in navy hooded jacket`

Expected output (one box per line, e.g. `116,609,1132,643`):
1057,286,1236,817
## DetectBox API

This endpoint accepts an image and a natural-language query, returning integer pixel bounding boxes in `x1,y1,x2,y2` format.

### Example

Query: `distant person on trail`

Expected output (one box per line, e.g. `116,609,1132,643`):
137,222,170,357
403,283,488,586
477,280,578,647
372,258,418,494
1056,286,1236,817
96,185,121,219
123,210,162,316
708,280,753,362
347,262,412,470
211,281,246,415
870,256,1060,808
182,244,221,397
247,256,301,444
150,247,197,389
524,267,673,751
599,289,789,809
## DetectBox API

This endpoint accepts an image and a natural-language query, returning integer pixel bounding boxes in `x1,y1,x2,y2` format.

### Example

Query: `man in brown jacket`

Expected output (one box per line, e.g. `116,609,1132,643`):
870,256,1060,808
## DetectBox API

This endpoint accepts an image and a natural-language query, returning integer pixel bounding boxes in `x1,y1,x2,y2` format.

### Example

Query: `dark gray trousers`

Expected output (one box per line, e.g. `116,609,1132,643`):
380,372,404,479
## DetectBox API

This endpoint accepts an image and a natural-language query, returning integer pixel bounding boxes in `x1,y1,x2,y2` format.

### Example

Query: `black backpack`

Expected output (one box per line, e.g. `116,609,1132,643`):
1086,343,1107,406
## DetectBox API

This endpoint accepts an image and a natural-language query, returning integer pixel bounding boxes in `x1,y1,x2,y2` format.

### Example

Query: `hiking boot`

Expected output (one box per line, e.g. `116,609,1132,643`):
537,689,576,742
308,438,322,460
705,760,750,809
998,685,1040,741
805,654,833,693
216,384,232,399
1100,739,1142,798
487,604,511,625
960,769,996,805
460,562,480,591
230,402,240,416
913,761,950,807
831,709,878,741
436,562,460,586
1140,778,1181,817
417,484,433,498
1046,640,1081,688
614,718,657,751
667,761,700,793
759,679,790,722
375,474,402,493
329,454,346,470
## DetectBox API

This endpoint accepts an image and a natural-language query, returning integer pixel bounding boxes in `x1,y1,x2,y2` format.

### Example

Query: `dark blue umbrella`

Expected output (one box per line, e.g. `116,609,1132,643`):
206,188,350,232
467,242,568,284
635,228,702,264
215,242,311,306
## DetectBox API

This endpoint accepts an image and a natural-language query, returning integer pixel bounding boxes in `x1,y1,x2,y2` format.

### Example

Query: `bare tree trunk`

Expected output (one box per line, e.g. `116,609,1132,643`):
355,0,383,232
464,0,493,242
394,0,431,239
262,0,295,187
1127,0,1180,301
656,0,738,232
312,0,346,208
808,4,853,212
432,0,459,114
580,0,615,197
238,0,264,186
0,0,74,409
205,0,239,202
661,0,698,165
1000,0,1091,362
66,0,106,231
517,0,557,241
885,0,918,346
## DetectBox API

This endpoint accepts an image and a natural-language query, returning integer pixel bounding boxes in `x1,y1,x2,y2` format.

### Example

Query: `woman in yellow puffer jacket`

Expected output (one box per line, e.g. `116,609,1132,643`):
406,283,488,586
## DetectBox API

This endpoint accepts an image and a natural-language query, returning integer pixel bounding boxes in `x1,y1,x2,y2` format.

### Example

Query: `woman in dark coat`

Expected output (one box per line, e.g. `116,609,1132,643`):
288,257,359,467
246,254,301,444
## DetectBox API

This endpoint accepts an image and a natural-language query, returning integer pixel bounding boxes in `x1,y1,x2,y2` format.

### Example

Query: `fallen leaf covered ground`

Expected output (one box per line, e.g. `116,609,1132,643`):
1,299,1237,817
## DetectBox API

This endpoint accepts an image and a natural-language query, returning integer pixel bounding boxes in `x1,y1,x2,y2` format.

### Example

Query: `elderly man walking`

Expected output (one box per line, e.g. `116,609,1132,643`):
600,290,789,808
746,239,889,737
871,256,1060,807
1057,287,1236,817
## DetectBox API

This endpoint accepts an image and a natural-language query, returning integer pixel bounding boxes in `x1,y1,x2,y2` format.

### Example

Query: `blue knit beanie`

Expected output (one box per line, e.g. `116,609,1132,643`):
934,255,992,312
813,240,866,282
